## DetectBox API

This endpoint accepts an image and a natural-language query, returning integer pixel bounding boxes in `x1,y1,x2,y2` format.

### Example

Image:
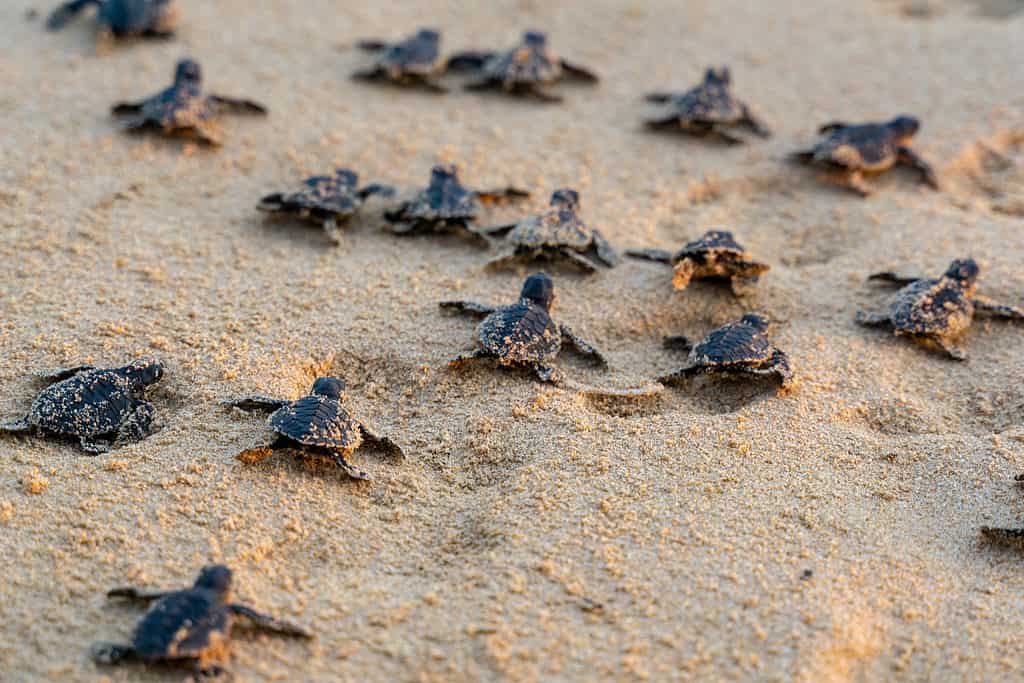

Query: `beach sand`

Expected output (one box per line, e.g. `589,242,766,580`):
1,0,1023,681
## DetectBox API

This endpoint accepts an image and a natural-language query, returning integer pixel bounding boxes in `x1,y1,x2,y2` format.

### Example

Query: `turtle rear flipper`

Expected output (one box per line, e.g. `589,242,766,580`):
0,418,33,434
897,146,939,189
227,604,312,638
46,0,98,30
972,296,1024,320
114,402,157,446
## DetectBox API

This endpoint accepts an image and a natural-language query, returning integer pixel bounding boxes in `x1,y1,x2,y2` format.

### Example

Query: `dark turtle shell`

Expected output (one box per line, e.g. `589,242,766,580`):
887,277,973,336
260,170,362,220
132,589,228,662
809,118,921,172
675,230,745,261
29,370,140,437
122,60,214,128
477,302,561,364
268,395,362,450
375,29,442,76
392,165,481,222
689,315,774,368
47,0,178,35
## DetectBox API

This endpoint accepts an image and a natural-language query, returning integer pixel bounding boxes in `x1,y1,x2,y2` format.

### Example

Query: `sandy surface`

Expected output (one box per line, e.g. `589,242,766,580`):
2,1,1024,681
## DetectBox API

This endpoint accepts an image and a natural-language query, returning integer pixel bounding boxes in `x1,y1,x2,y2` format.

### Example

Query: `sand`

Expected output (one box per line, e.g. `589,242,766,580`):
2,0,1024,681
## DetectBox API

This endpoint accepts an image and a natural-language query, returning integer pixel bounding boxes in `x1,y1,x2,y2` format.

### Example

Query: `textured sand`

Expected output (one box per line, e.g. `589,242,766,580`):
2,1,1024,681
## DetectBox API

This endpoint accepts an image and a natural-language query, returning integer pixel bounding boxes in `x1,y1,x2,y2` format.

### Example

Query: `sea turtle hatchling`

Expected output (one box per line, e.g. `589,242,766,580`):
658,314,793,390
855,258,1024,360
791,115,939,196
627,229,769,294
91,565,311,680
46,0,179,49
447,30,598,102
644,67,771,144
258,168,395,244
0,358,164,454
223,377,403,481
384,164,530,242
353,28,450,93
481,189,619,272
441,272,608,385
111,59,267,146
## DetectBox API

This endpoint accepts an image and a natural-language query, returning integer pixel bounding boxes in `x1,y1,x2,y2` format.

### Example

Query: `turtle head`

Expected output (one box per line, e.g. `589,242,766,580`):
550,188,580,212
194,565,233,599
122,358,164,387
311,377,346,399
417,28,441,44
705,66,731,86
430,164,459,187
944,258,979,285
521,272,555,310
887,115,920,140
740,313,770,332
523,31,547,47
174,59,202,86
335,169,359,187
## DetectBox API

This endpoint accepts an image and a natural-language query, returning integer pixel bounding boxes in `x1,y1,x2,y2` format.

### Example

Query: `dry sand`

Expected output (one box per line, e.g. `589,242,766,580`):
2,0,1024,681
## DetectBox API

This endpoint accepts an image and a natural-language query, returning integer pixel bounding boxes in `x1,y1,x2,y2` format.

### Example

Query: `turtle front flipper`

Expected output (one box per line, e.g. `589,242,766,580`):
644,92,675,104
36,364,96,384
663,336,694,353
818,122,851,135
90,642,137,665
559,324,607,365
484,248,523,270
322,218,344,245
741,104,772,138
591,230,619,267
445,51,496,72
867,271,920,286
897,146,939,190
222,396,291,412
972,296,1024,320
0,418,33,434
929,335,967,361
46,0,98,30
671,259,697,290
208,95,268,116
447,349,493,369
625,248,674,264
855,310,892,327
475,187,531,203
730,274,762,297
359,424,405,459
477,222,519,237
330,452,372,481
355,39,388,51
750,349,794,390
107,586,171,603
533,365,564,384
227,604,313,639
560,249,599,272
111,101,146,116
439,300,497,317
845,170,873,197
559,59,599,82
357,183,396,200
657,364,701,383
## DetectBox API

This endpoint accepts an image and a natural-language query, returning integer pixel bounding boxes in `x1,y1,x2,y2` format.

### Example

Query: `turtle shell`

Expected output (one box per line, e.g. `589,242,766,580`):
887,278,973,336
28,370,137,438
689,320,774,368
100,0,177,35
476,302,561,364
813,124,899,171
400,182,480,222
507,207,592,250
265,171,362,219
675,230,745,261
131,589,229,663
268,395,363,450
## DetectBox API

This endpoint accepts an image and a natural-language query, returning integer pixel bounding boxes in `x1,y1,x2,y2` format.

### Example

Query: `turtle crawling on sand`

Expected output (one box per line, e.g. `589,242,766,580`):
856,258,1024,360
447,30,598,102
0,358,164,454
658,314,793,390
791,115,939,196
353,28,450,92
384,164,530,242
112,59,267,146
91,565,311,681
441,272,607,385
644,67,771,144
627,229,768,294
481,189,619,272
223,377,403,481
46,0,179,48
258,169,395,244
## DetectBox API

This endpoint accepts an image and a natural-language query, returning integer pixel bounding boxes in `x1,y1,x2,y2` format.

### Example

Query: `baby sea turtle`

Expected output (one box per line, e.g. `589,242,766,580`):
482,189,618,272
644,67,771,144
791,116,939,196
91,565,311,680
627,229,769,294
258,169,395,244
658,314,793,390
0,358,164,454
441,272,607,385
353,28,449,93
47,0,179,48
223,377,403,481
112,59,267,146
448,30,598,102
384,164,530,242
855,258,1024,360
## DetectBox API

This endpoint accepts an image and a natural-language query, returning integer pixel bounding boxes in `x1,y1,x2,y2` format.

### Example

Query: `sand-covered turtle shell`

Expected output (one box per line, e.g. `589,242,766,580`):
262,171,363,220
479,36,561,86
674,230,746,262
395,169,481,222
131,589,229,663
507,206,593,251
688,319,774,368
476,301,561,364
666,72,744,124
268,395,363,451
886,278,974,336
28,369,140,438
